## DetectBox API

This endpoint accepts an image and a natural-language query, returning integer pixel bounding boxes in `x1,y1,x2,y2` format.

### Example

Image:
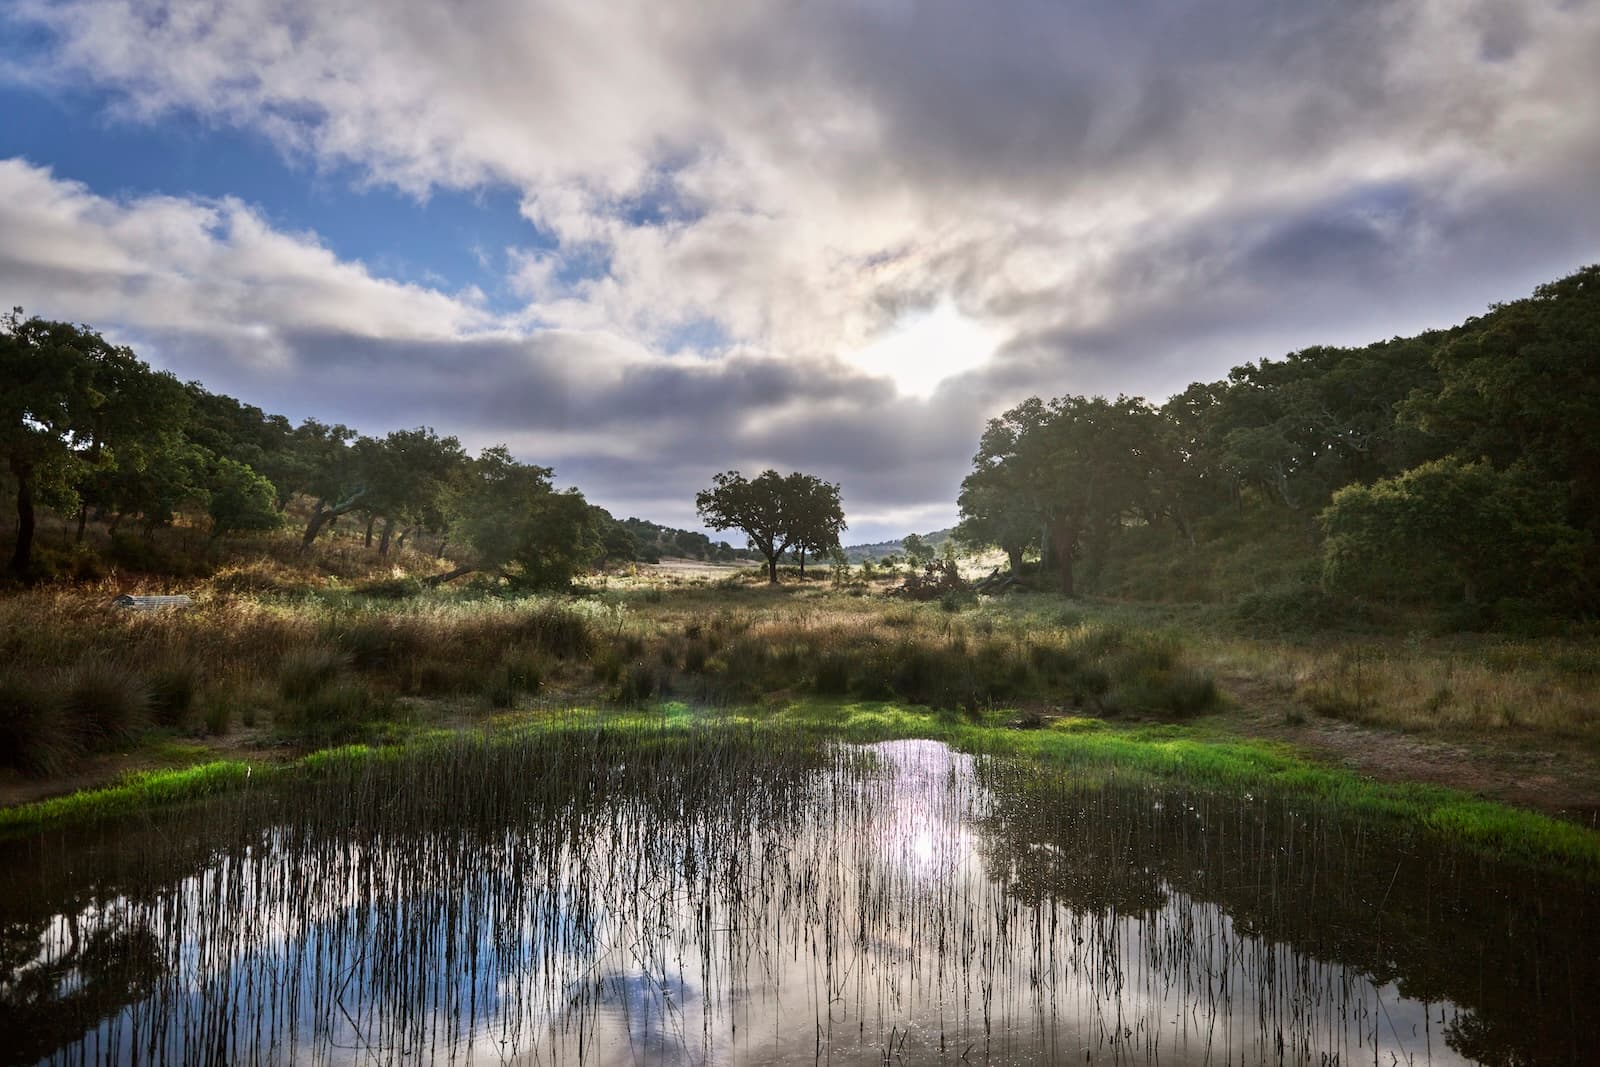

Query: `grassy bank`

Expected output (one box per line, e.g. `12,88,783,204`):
5,701,1597,879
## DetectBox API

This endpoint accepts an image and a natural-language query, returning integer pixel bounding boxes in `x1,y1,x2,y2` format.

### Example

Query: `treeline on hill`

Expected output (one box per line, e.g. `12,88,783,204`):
617,518,755,565
956,266,1600,627
0,309,738,586
842,528,955,564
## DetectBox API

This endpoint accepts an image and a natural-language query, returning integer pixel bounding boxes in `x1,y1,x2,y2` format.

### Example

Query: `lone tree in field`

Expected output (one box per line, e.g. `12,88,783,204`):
696,469,845,583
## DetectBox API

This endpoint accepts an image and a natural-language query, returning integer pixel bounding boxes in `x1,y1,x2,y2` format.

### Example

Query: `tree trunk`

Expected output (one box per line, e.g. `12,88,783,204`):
1005,545,1023,575
301,502,332,551
436,538,450,560
76,504,88,544
798,547,807,576
363,515,375,548
1048,513,1077,597
10,457,35,576
378,516,396,557
396,525,413,550
424,565,476,587
766,554,779,584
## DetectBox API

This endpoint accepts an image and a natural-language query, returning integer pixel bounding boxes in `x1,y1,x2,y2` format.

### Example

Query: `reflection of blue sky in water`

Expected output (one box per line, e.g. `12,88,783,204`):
18,740,1540,1065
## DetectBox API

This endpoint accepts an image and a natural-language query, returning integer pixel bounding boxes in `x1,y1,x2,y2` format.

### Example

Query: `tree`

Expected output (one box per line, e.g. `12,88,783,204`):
1320,459,1584,605
355,427,470,556
0,311,171,576
206,457,282,540
291,420,366,550
901,532,932,567
695,469,845,583
1403,265,1600,537
454,446,599,589
956,398,1050,575
784,472,847,576
958,395,1162,595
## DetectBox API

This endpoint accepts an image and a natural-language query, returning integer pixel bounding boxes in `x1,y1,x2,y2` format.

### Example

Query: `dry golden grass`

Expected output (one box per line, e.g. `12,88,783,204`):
1195,633,1600,738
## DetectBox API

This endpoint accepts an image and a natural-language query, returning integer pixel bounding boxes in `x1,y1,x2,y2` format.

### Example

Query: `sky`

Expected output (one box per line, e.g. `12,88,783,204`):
1,1,1598,543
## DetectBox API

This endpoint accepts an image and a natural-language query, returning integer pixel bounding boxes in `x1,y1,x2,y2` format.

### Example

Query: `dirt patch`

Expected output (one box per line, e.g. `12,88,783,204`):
0,728,293,810
1219,672,1600,828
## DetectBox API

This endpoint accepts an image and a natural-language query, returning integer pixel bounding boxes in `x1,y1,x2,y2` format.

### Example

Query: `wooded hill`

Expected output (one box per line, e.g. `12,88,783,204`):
842,528,955,563
0,309,740,587
955,265,1600,624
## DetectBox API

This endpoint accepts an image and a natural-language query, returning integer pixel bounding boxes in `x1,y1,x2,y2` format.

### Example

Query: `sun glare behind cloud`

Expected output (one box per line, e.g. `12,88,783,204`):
844,301,1002,399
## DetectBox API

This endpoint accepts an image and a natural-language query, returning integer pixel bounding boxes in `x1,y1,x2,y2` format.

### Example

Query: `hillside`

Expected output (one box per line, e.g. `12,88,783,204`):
842,527,955,563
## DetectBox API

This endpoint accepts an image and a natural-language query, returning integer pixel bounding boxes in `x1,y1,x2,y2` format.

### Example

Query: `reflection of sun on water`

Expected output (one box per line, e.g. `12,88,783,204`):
844,301,1001,398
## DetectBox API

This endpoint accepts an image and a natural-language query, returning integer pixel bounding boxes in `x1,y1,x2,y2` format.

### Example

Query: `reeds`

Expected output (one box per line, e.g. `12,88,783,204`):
3,726,1591,1066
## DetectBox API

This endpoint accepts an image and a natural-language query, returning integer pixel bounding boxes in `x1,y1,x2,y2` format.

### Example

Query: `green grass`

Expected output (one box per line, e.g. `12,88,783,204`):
3,698,1597,877
0,761,256,835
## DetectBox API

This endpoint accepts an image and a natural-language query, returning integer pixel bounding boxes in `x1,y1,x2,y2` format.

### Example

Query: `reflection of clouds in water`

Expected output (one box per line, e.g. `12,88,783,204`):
11,736,1569,1065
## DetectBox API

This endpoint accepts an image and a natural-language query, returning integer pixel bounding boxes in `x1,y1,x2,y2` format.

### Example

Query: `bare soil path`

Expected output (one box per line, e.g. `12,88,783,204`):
1217,672,1600,828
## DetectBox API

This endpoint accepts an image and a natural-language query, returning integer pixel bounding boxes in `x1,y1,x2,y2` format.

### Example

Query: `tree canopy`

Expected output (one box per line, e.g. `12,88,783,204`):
696,469,846,583
954,264,1600,614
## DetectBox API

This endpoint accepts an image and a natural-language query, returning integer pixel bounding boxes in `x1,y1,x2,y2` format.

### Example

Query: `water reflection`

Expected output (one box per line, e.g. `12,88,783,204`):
0,731,1594,1065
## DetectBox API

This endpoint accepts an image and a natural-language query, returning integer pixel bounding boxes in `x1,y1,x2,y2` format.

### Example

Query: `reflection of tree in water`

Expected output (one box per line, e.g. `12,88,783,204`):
973,783,1168,917
1,911,165,1066
972,757,1600,1067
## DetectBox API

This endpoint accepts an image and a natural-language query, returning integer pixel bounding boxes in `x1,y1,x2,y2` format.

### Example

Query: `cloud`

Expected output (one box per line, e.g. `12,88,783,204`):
3,0,1600,538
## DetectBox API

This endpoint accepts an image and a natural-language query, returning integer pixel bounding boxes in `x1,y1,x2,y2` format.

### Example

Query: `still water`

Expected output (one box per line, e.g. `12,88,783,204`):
1,730,1595,1064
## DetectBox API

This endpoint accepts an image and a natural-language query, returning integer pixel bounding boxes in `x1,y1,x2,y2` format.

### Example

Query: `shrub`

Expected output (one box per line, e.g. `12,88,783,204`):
1102,666,1218,718
483,648,546,709
202,695,234,737
812,653,852,697
147,661,201,727
520,602,596,659
278,647,349,701
279,682,396,744
336,617,426,671
896,560,972,602
0,674,78,775
1234,583,1366,635
63,659,150,750
615,662,664,705
591,649,624,686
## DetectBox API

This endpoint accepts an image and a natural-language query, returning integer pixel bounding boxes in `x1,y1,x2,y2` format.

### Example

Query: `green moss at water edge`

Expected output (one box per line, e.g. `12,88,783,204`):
0,760,258,836
3,700,1597,877
755,699,1600,877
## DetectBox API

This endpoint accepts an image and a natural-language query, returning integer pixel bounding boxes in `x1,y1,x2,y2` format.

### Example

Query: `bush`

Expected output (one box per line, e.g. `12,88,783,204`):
812,653,852,696
202,694,234,737
519,602,597,660
482,648,546,709
615,661,665,705
335,617,426,671
62,659,150,751
896,561,972,602
1233,583,1367,635
0,674,78,775
279,683,397,744
278,647,349,701
147,661,200,727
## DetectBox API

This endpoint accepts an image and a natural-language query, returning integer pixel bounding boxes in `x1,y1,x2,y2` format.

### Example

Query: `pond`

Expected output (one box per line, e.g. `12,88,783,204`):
1,727,1595,1065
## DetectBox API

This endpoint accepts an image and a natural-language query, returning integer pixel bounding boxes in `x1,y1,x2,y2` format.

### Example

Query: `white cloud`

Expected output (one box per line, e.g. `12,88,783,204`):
4,0,1600,538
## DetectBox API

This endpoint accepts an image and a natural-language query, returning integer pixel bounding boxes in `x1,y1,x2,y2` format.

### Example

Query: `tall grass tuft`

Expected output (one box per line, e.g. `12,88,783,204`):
62,659,150,751
147,660,201,727
278,682,396,744
0,673,79,775
278,648,349,701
